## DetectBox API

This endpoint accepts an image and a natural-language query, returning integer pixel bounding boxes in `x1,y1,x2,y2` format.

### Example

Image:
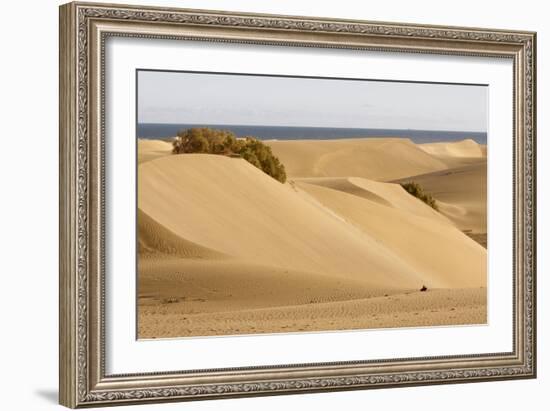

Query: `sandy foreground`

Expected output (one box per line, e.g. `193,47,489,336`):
137,137,487,339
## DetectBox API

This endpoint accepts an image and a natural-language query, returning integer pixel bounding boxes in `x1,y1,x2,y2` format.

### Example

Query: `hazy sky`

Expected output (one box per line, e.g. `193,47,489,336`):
137,70,487,132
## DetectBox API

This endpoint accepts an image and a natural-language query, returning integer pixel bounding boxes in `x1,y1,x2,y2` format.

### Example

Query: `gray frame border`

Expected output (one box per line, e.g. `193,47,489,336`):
59,2,536,408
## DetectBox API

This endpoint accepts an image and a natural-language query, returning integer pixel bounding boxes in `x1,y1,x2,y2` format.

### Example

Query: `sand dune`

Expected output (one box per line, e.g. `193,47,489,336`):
296,181,486,288
393,162,487,233
138,153,485,288
137,137,487,338
267,138,449,181
137,138,172,164
419,138,485,159
418,139,486,168
139,154,425,289
295,177,451,225
138,208,226,259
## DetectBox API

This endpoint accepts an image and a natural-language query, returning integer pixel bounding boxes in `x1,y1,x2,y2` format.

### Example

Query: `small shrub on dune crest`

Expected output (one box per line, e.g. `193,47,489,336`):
400,182,439,211
172,128,286,183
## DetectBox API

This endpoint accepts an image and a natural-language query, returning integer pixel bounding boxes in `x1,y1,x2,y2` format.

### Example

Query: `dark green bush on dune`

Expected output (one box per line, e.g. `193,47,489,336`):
400,182,439,211
172,127,286,183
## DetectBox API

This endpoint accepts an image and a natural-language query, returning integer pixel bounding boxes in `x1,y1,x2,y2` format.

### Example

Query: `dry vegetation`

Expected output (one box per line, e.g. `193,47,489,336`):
400,181,439,210
172,127,286,183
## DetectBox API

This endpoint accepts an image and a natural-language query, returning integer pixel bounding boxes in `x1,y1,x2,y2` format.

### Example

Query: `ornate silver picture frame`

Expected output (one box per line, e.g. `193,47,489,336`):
59,2,536,408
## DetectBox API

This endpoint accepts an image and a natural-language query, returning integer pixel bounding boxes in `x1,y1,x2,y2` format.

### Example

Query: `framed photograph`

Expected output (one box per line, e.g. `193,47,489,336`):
59,2,537,408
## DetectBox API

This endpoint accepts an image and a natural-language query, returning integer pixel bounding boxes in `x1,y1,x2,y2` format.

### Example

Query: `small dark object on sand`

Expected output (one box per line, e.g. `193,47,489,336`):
420,285,428,292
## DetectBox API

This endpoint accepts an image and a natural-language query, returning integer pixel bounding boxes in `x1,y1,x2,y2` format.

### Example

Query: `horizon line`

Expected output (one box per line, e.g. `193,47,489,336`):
136,123,487,134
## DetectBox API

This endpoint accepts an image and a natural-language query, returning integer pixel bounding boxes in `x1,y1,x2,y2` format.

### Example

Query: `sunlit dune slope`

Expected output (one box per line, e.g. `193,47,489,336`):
266,138,448,181
418,139,486,168
139,153,486,290
137,138,172,164
296,180,486,288
138,154,425,289
294,177,450,225
419,138,485,158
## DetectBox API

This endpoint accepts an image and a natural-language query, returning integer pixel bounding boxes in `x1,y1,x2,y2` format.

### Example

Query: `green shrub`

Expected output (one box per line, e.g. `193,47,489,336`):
400,182,439,211
172,128,286,183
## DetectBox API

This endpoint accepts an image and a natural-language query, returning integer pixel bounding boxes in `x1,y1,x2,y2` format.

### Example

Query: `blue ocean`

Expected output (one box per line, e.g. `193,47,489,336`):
137,123,487,145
